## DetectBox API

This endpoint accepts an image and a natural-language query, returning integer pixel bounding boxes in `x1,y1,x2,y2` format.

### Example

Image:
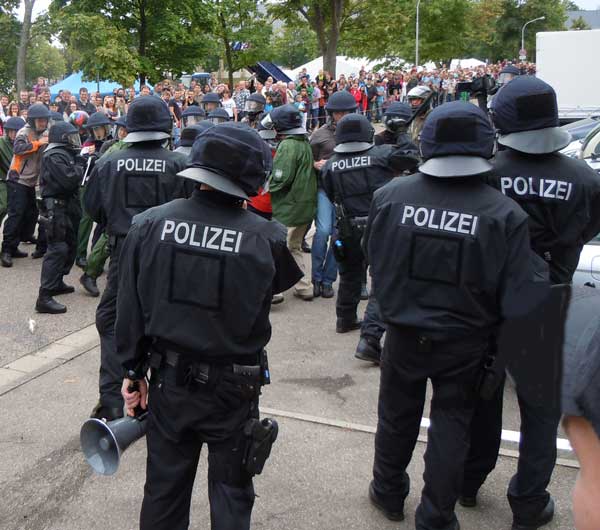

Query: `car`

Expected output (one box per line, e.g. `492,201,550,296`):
573,233,600,288
560,117,600,158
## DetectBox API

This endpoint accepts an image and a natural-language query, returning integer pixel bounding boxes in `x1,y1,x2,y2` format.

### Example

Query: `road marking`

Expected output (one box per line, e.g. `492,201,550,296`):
261,407,578,469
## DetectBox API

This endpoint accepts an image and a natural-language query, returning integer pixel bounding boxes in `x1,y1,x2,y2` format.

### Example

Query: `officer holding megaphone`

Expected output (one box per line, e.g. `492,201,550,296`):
112,123,302,530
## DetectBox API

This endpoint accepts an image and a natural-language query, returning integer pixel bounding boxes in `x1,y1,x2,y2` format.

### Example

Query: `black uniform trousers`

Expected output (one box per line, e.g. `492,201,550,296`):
141,370,255,530
39,200,81,293
1,180,46,254
96,237,125,409
336,229,385,338
372,326,487,530
462,379,561,524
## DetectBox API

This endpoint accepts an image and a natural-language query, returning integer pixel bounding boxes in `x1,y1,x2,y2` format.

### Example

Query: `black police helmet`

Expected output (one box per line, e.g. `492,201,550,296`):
383,102,412,134
325,90,358,113
87,112,112,128
244,93,266,115
419,101,495,178
124,96,172,143
178,123,269,200
491,76,570,154
500,64,521,76
200,92,222,112
207,108,231,124
48,121,81,148
181,106,206,127
334,114,374,153
27,103,51,131
4,117,25,132
179,122,215,147
268,104,305,135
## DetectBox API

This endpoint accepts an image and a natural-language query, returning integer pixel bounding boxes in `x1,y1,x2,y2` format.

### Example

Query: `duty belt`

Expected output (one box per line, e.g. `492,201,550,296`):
349,216,369,230
42,197,68,209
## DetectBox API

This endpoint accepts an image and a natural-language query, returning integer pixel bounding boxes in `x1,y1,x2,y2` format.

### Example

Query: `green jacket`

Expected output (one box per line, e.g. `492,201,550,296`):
270,135,317,227
0,136,13,181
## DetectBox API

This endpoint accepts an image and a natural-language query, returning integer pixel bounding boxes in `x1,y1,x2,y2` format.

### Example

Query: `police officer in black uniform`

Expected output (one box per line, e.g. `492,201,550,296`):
85,96,188,421
321,113,418,362
374,101,418,152
365,101,545,530
116,123,301,530
241,93,266,127
200,92,222,114
462,76,600,530
35,122,84,314
174,122,215,157
181,105,207,128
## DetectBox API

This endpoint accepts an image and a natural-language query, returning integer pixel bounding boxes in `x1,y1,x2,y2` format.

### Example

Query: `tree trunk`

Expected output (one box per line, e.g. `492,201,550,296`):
218,11,234,90
138,0,147,86
323,41,338,79
17,0,35,92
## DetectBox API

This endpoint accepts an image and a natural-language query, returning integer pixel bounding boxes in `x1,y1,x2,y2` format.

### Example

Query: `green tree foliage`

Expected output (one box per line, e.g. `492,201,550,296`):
570,15,591,30
26,35,66,83
49,0,213,85
0,1,20,94
270,24,319,69
205,0,272,89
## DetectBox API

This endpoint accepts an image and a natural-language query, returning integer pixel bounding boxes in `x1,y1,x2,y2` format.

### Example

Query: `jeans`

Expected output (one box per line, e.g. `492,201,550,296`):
310,108,319,130
311,189,337,287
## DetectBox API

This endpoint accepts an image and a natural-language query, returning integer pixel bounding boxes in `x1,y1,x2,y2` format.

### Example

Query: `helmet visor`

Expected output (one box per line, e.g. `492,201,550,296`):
208,116,229,125
498,73,515,85
383,116,407,133
67,132,82,149
92,125,111,140
260,114,274,130
244,100,265,113
202,102,219,112
183,114,203,127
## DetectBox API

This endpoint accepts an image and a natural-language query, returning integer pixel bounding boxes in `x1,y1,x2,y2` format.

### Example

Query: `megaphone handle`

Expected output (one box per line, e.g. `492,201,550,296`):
127,380,146,418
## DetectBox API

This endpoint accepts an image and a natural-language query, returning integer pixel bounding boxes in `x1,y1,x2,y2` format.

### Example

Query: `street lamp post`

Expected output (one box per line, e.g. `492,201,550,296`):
521,16,545,59
416,0,422,67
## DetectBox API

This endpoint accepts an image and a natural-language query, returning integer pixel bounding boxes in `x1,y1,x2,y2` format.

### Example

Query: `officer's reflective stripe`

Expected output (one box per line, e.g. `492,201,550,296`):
401,205,479,237
115,158,167,173
160,219,243,254
331,156,371,172
500,176,573,201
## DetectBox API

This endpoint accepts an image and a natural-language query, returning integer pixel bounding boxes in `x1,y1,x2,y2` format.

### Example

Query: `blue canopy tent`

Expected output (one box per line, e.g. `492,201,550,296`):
49,72,151,98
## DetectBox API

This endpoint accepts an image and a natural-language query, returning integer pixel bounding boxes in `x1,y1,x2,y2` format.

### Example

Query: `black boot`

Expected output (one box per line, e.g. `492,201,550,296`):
355,336,381,364
11,248,28,258
35,293,67,314
512,499,555,530
31,248,46,259
48,281,76,296
80,273,100,297
1,252,13,268
336,318,363,333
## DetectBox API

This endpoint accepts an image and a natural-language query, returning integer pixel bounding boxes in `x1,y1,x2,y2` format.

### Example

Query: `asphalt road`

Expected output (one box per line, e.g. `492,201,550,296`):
0,234,578,530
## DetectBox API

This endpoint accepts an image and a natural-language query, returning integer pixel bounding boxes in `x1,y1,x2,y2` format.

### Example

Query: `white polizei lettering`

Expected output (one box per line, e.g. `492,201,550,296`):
221,229,236,252
414,207,428,226
234,232,243,253
402,205,415,224
500,177,512,195
206,227,223,250
543,179,556,198
161,220,176,240
555,180,568,200
457,214,472,235
528,177,539,196
118,158,167,173
470,215,478,236
440,210,447,229
189,224,201,247
202,226,208,246
427,209,440,229
116,159,124,171
514,177,528,195
566,182,573,200
444,211,459,232
331,161,339,171
174,223,190,244
125,159,134,171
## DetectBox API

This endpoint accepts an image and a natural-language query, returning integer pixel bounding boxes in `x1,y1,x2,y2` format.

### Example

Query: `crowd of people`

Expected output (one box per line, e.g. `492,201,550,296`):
1,57,599,530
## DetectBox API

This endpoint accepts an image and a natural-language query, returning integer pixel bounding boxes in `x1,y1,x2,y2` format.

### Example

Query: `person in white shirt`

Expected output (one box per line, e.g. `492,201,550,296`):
221,89,238,121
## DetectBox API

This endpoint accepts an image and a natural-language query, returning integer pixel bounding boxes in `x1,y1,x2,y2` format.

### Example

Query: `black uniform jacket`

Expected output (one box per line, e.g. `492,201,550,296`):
115,190,302,372
84,143,188,236
364,172,546,341
489,150,600,284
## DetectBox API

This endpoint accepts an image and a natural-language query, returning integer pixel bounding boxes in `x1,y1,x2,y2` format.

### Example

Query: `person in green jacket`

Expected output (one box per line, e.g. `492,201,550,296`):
268,104,317,300
80,118,130,297
0,117,26,226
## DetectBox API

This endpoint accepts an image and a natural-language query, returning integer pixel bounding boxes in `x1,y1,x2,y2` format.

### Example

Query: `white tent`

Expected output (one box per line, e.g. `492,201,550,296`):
289,56,381,80
449,58,486,70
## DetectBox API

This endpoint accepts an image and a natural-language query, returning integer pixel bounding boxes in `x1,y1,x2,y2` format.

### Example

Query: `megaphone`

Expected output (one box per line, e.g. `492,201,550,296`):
80,413,148,475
